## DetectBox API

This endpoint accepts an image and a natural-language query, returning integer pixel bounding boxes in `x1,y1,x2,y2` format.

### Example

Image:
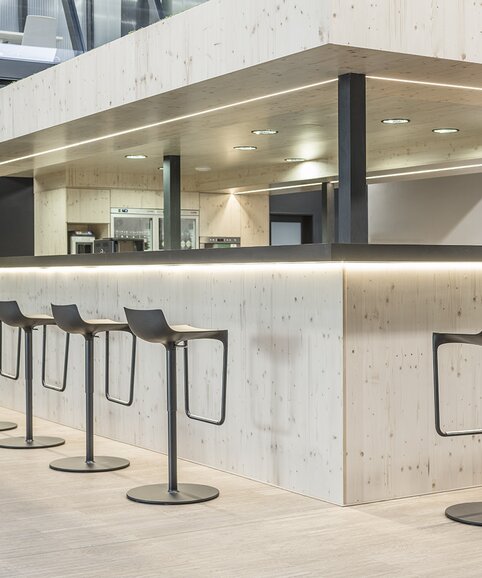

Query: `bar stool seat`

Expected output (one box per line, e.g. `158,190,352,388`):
49,304,134,473
0,301,65,449
124,307,228,505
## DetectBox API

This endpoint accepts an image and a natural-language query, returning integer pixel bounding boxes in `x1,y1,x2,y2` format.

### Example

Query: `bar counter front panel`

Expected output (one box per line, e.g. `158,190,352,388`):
0,244,481,505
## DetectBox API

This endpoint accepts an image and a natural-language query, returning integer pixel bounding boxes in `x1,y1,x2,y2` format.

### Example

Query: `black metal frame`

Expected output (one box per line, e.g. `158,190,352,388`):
433,331,482,437
180,337,228,425
41,326,70,392
0,323,65,449
432,330,482,526
61,0,87,53
0,322,21,380
104,331,137,406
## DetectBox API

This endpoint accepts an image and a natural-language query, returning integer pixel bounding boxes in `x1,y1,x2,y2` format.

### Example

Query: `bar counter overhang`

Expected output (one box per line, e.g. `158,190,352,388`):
0,242,482,506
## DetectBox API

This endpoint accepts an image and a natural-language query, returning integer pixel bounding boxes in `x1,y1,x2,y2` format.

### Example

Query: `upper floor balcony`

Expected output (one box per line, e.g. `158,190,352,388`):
0,0,208,84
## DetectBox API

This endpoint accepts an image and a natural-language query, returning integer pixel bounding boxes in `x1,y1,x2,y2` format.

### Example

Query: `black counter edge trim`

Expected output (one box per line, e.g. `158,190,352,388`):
2,243,482,268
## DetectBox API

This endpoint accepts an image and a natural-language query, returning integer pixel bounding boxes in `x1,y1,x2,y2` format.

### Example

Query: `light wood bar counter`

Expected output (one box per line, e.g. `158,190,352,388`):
0,243,480,505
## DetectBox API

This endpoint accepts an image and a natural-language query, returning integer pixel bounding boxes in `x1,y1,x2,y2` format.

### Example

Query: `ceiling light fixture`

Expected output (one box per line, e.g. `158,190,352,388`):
234,146,257,151
432,128,460,134
0,78,337,168
195,166,212,172
284,158,306,163
251,129,278,135
381,118,410,124
125,154,147,159
157,166,163,170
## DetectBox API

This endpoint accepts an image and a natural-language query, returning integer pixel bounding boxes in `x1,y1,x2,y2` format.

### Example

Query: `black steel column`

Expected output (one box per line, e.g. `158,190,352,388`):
85,336,94,463
337,73,368,243
24,329,33,443
166,344,178,492
163,155,181,251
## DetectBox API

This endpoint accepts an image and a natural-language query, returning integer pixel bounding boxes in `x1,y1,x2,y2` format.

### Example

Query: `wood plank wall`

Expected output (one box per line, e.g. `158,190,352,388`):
0,263,344,503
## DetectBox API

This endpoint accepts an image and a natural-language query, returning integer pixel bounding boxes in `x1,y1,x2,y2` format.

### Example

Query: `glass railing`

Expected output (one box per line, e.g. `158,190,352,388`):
0,0,209,82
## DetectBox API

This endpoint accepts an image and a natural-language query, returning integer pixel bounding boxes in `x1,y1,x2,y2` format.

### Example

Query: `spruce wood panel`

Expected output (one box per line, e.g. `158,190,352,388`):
344,265,482,504
67,188,111,223
0,264,344,503
34,188,67,256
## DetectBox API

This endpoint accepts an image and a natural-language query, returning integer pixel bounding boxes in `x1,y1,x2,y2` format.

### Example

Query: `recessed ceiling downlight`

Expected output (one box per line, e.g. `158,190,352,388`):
284,157,306,163
432,127,460,134
381,118,410,124
195,166,212,172
125,154,147,159
251,129,278,135
233,146,257,151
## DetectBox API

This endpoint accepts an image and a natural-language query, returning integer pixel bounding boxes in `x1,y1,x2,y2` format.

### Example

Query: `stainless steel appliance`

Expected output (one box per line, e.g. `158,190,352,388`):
94,238,145,253
69,231,95,254
199,236,241,249
111,208,199,251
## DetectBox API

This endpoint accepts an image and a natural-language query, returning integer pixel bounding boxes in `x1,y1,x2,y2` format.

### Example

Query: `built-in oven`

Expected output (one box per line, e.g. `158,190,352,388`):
69,232,95,254
94,238,146,253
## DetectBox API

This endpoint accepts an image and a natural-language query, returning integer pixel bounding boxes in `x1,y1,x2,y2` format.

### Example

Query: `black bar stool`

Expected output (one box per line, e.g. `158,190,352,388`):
0,301,65,449
433,330,482,526
49,304,136,473
124,307,228,505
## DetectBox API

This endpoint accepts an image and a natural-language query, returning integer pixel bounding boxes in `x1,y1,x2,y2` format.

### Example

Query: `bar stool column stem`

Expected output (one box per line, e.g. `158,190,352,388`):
166,343,178,493
85,335,94,463
24,328,33,444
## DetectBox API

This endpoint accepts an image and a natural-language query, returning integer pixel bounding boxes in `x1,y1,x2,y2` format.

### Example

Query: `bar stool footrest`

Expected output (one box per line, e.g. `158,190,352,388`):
0,435,65,449
445,502,482,526
49,455,129,472
126,482,219,505
0,422,17,432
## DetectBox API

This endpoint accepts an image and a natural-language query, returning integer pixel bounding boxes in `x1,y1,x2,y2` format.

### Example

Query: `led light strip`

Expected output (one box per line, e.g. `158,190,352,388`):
329,162,482,185
235,182,324,195
0,78,337,167
2,74,481,169
0,262,343,274
367,75,482,92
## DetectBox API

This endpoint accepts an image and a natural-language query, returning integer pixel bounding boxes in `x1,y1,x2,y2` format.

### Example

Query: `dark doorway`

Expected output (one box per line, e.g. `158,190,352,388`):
269,189,323,245
270,214,313,246
0,177,34,257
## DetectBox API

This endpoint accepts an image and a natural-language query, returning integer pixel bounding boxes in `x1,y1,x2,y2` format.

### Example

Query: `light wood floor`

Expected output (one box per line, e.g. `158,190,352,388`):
1,408,482,578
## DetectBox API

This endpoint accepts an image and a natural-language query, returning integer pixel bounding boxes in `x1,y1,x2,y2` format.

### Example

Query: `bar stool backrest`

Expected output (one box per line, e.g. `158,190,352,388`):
51,304,91,336
0,300,27,327
124,308,172,344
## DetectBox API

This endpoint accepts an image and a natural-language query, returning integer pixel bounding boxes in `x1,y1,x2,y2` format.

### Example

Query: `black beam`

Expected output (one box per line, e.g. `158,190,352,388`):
337,73,368,243
163,155,181,251
61,0,87,53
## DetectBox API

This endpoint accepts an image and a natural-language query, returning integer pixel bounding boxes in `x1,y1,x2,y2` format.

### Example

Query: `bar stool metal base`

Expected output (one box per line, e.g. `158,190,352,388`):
445,503,482,526
0,435,65,449
126,483,219,505
0,422,17,432
49,455,130,473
